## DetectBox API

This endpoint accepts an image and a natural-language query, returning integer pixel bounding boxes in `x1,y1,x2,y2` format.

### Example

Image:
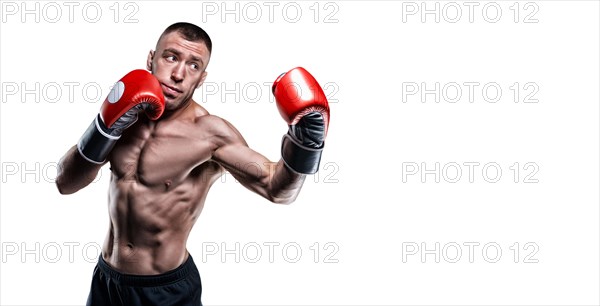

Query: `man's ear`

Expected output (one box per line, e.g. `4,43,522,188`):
146,50,154,72
197,71,208,88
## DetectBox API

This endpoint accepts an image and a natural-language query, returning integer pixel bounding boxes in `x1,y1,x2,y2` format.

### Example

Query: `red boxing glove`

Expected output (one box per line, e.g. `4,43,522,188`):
100,69,165,128
273,67,330,135
272,67,330,174
78,70,165,164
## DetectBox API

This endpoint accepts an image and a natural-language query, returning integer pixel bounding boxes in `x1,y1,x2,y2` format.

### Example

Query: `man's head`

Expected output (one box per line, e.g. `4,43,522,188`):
147,22,212,111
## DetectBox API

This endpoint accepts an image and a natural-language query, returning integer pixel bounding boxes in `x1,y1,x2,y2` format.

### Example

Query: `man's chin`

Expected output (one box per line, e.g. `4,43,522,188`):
164,97,184,111
163,95,176,105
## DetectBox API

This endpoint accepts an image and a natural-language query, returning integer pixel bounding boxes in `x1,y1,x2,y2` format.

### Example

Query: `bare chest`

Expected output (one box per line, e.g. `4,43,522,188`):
109,120,216,187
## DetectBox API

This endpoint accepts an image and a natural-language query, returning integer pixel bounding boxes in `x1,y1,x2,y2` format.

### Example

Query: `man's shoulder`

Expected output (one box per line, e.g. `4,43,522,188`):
191,112,241,140
183,102,244,144
186,103,222,127
193,113,229,130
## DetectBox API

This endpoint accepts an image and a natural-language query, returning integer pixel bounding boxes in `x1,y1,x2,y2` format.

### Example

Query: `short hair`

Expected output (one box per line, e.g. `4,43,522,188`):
158,22,212,54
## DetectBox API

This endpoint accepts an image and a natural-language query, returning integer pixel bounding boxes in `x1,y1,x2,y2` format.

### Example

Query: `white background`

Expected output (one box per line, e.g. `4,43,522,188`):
1,1,599,305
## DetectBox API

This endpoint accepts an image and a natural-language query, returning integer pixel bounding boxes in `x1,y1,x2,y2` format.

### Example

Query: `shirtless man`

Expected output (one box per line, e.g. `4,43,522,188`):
55,22,329,306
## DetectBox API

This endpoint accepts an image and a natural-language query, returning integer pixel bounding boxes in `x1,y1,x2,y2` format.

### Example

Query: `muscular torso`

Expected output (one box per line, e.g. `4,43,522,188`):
102,104,223,274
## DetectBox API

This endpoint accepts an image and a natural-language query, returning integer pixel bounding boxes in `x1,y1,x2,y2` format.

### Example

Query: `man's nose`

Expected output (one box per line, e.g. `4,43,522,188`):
171,64,185,82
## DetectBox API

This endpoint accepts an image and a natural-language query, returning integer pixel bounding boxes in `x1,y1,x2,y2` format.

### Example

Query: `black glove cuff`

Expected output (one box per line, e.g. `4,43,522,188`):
77,115,120,164
281,133,323,174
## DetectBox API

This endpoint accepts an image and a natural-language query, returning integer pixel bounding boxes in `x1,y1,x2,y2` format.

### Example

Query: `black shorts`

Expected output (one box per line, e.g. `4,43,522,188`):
86,255,202,306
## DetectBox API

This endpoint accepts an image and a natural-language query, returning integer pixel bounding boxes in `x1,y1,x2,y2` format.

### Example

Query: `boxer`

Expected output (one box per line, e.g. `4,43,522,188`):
55,22,329,305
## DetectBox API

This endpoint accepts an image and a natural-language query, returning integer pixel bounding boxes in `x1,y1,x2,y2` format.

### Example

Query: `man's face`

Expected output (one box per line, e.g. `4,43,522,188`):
147,32,210,111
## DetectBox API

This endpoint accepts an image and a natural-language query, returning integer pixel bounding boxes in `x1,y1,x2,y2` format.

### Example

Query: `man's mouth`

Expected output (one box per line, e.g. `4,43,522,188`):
161,83,183,98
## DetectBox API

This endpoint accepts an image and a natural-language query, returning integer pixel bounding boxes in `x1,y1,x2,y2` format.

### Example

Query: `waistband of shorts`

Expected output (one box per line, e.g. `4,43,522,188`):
97,254,197,287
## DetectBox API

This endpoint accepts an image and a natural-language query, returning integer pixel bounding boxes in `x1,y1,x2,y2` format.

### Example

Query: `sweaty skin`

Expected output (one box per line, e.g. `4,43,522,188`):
56,32,305,274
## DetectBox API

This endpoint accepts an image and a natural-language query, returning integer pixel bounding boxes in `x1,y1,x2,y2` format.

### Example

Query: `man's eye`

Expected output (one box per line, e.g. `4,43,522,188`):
191,63,199,70
166,55,176,62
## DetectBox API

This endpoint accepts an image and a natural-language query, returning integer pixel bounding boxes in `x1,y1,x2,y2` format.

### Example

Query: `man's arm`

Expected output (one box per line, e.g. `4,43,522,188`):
55,70,165,195
55,145,105,195
212,67,330,204
211,119,306,204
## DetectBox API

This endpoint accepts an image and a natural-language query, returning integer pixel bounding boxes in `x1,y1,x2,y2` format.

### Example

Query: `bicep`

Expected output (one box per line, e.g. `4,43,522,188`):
208,116,305,204
212,135,274,185
210,120,275,190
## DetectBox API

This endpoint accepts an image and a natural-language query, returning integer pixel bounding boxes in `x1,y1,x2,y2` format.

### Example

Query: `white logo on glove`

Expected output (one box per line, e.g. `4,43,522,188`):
107,81,125,103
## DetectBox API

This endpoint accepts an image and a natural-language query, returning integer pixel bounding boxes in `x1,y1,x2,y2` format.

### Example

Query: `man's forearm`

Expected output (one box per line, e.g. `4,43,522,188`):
267,160,307,204
55,145,103,194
